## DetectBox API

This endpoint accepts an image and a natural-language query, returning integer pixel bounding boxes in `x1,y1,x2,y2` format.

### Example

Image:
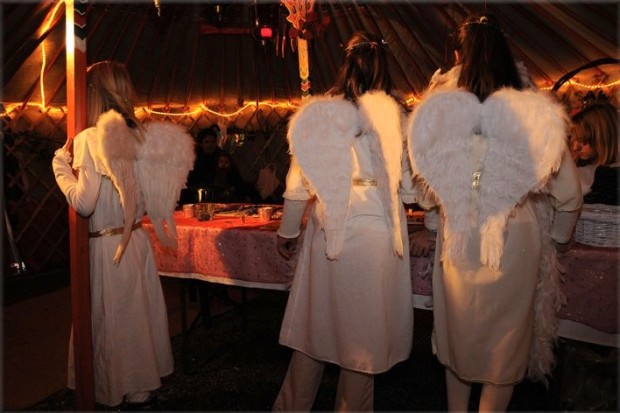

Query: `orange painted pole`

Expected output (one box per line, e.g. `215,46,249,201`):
65,0,94,410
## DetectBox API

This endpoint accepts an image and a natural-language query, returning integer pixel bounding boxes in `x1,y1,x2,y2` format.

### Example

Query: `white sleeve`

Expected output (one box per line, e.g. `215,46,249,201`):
52,147,101,217
547,148,583,243
400,115,417,204
423,208,439,232
282,157,312,201
277,199,308,238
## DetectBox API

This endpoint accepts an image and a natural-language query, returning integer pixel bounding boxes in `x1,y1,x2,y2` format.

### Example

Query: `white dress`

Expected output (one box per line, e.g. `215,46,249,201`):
279,129,414,374
53,128,174,406
407,85,583,384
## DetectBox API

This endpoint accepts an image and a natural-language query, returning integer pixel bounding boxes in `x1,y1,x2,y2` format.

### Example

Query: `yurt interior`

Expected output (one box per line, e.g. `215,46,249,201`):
2,1,618,411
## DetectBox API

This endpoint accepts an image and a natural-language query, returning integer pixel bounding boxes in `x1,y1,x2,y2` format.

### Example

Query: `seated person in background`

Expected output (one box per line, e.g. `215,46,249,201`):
213,152,253,203
181,126,225,204
409,206,438,257
570,101,619,205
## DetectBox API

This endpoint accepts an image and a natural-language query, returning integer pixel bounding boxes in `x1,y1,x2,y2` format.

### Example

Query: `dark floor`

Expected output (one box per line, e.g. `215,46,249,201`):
20,286,618,412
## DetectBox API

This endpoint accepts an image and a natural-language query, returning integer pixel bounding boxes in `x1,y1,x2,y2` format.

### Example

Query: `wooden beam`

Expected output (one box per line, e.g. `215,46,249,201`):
65,0,95,410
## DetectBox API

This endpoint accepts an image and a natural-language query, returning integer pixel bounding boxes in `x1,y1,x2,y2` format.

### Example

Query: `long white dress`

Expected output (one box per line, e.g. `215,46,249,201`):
407,83,583,384
278,93,415,374
53,128,174,406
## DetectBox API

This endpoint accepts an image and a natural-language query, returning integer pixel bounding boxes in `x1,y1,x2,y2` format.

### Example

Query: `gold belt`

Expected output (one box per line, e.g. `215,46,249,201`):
352,178,377,186
89,222,142,238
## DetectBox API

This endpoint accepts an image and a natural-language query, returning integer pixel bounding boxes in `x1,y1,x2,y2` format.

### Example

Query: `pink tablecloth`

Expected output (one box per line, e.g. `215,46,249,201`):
144,211,434,295
558,243,618,334
144,212,617,340
145,212,295,290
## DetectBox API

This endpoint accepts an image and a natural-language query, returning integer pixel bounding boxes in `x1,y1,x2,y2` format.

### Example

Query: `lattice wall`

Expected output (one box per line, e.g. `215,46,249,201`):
2,105,294,277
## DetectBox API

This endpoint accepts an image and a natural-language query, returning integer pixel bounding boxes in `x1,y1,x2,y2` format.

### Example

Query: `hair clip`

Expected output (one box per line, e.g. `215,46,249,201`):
459,16,507,37
345,39,388,52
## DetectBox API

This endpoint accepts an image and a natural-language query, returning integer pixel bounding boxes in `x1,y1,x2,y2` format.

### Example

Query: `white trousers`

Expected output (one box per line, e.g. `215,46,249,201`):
273,350,374,412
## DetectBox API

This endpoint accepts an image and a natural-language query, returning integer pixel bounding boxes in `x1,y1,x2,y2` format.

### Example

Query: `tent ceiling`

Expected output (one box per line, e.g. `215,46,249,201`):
2,1,619,110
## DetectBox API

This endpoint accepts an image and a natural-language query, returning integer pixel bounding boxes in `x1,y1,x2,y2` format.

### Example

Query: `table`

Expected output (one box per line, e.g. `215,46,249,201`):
144,210,434,302
557,243,618,347
144,211,618,347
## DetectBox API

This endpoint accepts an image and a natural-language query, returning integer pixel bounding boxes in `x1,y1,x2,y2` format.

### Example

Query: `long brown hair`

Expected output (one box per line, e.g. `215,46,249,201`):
329,31,391,102
454,15,523,102
87,61,143,140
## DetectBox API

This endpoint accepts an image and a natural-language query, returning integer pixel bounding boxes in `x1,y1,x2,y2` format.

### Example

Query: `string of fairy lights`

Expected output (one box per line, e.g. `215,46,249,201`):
1,0,618,119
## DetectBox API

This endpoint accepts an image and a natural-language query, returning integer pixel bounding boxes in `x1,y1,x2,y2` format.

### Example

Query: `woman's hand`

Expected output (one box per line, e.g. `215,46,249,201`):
277,235,298,260
62,136,74,152
409,228,436,257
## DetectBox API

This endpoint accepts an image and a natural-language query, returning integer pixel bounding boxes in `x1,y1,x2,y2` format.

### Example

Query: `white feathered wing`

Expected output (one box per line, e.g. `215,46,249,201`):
137,122,196,250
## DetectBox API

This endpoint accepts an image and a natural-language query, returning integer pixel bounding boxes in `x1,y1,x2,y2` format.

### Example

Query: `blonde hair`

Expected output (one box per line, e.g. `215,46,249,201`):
570,102,619,166
87,61,143,141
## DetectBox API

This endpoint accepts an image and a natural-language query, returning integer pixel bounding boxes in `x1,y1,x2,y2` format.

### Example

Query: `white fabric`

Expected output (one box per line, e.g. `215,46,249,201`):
286,91,407,258
576,163,597,196
277,199,307,239
256,164,281,200
407,80,582,384
53,128,175,406
279,92,415,374
78,110,195,264
408,88,567,269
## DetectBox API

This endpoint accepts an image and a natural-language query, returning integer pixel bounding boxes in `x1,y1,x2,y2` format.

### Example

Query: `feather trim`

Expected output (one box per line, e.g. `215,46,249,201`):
407,91,480,263
527,194,566,384
96,110,140,264
408,89,567,269
478,88,567,268
94,111,195,264
137,121,195,249
358,91,405,256
287,95,358,259
407,86,568,384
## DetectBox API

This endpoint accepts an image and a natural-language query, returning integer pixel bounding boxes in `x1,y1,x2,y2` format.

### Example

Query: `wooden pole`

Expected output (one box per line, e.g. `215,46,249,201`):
65,0,94,409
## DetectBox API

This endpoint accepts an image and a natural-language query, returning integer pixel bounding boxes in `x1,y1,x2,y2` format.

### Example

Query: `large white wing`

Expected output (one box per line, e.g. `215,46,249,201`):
287,95,358,259
408,89,566,268
137,121,195,249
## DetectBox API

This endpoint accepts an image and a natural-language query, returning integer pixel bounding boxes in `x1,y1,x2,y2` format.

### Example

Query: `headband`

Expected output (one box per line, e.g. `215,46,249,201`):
345,38,388,52
459,16,507,38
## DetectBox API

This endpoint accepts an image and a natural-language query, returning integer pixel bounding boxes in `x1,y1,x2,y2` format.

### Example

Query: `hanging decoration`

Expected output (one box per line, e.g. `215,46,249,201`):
282,0,319,100
153,0,161,17
286,8,330,41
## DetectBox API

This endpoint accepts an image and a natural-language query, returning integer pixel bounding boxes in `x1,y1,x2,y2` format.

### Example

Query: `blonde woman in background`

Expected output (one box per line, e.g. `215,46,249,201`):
570,101,619,205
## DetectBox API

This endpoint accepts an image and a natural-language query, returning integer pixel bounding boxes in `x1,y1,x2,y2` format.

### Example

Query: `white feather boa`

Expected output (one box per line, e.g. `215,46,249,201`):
90,111,195,264
287,91,404,258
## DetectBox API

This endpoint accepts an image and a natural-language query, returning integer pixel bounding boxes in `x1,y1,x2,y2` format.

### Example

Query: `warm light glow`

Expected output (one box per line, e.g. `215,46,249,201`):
3,102,67,114
143,101,299,118
41,0,65,33
404,95,421,106
65,0,74,53
2,101,301,118
153,0,161,17
40,0,66,110
540,78,620,91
